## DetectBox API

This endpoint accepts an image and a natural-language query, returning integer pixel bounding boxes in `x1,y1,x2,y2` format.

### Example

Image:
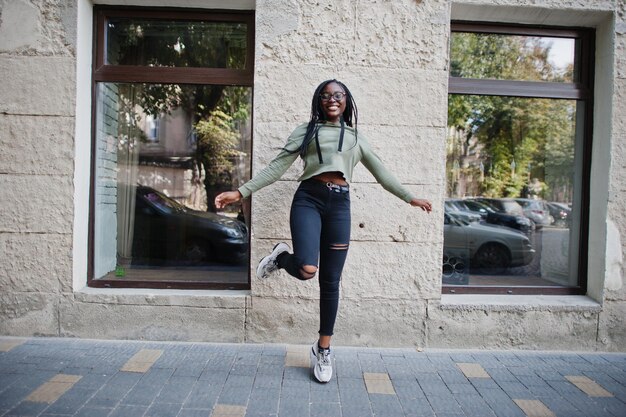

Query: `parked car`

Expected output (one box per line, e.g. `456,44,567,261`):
463,198,534,235
132,185,248,265
444,199,482,223
443,212,535,283
547,202,571,227
514,198,553,228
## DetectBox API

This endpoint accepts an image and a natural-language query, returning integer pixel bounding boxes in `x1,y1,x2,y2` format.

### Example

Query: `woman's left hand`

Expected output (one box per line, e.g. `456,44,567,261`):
410,198,432,213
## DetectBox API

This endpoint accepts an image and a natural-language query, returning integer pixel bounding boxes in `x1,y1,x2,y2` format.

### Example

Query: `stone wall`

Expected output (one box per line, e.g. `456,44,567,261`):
0,0,624,351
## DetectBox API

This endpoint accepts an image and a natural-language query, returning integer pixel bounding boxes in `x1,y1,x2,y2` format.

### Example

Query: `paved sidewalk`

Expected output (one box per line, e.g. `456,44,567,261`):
0,337,625,417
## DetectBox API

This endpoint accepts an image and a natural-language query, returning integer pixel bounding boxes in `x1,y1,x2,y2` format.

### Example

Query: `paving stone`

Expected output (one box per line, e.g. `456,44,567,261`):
513,399,556,417
278,402,309,417
453,393,496,417
427,394,465,414
565,375,614,397
109,404,149,417
369,393,405,417
25,374,82,403
456,363,490,379
497,381,535,399
75,406,114,417
177,408,212,417
182,382,222,409
363,372,395,395
246,388,280,415
3,401,49,417
416,373,450,396
446,383,478,395
439,368,472,384
392,378,427,400
42,387,94,414
145,402,183,417
0,339,26,352
309,401,341,417
120,349,163,373
474,387,527,417
387,364,419,380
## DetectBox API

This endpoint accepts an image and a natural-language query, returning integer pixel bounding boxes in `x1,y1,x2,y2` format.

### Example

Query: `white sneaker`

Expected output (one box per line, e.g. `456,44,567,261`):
311,342,333,383
256,242,290,280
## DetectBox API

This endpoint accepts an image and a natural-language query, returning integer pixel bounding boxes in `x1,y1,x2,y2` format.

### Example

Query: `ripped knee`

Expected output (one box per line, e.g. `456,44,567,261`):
329,243,349,251
299,264,317,280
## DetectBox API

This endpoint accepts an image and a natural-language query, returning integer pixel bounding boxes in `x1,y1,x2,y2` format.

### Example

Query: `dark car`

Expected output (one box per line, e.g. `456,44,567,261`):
547,202,571,227
132,185,248,265
458,198,534,235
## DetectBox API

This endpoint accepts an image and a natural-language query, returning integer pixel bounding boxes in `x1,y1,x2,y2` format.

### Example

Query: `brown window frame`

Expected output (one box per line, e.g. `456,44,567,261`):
88,6,255,290
444,22,594,295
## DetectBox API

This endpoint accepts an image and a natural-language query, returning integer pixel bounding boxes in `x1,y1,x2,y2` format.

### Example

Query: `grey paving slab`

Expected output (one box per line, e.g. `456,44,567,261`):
1,337,626,417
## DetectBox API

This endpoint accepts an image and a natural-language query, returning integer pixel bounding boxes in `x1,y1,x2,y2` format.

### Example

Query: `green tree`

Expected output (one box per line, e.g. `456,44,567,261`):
108,18,251,211
448,33,575,200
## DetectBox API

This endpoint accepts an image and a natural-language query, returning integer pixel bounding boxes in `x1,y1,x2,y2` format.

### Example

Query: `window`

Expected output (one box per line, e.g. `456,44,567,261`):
89,8,254,289
444,23,594,294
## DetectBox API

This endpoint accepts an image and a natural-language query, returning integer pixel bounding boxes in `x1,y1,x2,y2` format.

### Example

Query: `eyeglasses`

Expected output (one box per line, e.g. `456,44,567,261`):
320,92,346,101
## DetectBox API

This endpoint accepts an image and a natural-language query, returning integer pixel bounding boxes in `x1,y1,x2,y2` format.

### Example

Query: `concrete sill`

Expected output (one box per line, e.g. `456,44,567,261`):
74,286,250,308
440,294,602,313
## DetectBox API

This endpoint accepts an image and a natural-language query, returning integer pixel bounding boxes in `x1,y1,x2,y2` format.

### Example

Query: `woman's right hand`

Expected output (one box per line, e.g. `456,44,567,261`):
215,191,242,209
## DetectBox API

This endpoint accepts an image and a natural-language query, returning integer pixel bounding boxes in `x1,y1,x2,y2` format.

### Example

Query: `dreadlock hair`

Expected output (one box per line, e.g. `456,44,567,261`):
289,79,359,160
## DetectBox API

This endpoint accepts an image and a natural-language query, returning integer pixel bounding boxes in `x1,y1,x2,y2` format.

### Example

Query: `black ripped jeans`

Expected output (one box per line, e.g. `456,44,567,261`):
277,179,351,336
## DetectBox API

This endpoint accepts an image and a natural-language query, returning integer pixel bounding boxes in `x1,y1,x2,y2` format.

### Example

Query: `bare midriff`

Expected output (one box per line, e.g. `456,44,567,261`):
312,171,348,186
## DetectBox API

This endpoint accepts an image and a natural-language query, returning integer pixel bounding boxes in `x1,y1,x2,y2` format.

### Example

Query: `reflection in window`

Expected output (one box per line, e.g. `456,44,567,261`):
93,83,252,283
450,32,576,83
106,18,248,69
444,23,593,293
444,94,581,288
444,95,577,286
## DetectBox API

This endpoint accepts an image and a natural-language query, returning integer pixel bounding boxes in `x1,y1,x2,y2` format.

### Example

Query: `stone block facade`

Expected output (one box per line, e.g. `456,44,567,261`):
0,0,624,351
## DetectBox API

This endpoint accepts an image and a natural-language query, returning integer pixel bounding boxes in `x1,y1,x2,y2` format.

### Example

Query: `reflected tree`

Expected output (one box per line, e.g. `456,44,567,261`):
448,33,575,200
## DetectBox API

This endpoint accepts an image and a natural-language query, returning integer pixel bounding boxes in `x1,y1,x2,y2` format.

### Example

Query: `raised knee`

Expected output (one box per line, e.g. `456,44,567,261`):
299,264,317,280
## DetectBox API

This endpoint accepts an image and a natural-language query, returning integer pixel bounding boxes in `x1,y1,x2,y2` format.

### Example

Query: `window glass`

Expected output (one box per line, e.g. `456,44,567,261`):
106,18,248,69
444,94,581,288
450,32,576,83
445,24,592,293
93,82,252,284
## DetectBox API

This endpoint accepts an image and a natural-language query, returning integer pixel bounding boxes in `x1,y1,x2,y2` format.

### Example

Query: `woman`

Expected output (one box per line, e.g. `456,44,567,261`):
215,79,432,383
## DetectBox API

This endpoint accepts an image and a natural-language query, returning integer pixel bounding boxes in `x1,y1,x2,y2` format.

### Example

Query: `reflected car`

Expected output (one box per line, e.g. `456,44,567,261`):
547,202,571,227
443,212,535,282
514,198,553,228
444,200,482,223
132,185,248,265
462,198,534,235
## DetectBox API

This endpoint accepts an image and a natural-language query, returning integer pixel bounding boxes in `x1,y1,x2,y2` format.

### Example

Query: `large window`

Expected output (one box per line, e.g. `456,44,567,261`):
444,23,594,294
89,8,254,289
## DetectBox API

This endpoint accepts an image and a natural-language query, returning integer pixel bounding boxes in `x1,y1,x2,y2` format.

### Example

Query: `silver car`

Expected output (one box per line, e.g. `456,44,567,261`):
443,213,535,279
515,198,554,228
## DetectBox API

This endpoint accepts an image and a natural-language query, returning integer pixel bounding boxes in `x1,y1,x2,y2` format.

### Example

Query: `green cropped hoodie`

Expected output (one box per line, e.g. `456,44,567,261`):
238,122,415,203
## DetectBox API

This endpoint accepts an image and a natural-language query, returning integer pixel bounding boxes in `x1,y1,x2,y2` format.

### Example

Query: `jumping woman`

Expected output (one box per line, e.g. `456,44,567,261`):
214,79,432,383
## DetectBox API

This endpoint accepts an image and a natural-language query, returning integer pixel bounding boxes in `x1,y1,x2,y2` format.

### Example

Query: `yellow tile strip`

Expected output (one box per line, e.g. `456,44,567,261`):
363,372,396,395
0,339,26,352
26,374,82,404
285,345,310,368
456,362,491,378
120,349,163,373
211,404,247,417
566,375,613,397
514,399,557,417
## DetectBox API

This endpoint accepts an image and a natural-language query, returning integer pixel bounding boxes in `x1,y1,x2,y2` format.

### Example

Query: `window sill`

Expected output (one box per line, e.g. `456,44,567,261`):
439,294,601,312
74,286,250,308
